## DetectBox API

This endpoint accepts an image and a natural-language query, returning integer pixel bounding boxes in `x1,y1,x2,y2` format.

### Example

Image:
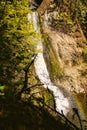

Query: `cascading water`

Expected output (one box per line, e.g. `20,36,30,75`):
28,12,70,115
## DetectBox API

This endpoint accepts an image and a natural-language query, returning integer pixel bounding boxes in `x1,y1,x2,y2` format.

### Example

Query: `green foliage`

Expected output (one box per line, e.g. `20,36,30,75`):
0,85,5,92
0,0,38,90
69,0,87,37
52,11,75,33
78,0,87,37
51,0,87,36
44,91,54,107
43,34,63,79
50,56,63,79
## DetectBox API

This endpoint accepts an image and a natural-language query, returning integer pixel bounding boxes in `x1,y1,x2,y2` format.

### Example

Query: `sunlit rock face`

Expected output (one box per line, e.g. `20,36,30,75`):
42,0,86,93
41,0,87,124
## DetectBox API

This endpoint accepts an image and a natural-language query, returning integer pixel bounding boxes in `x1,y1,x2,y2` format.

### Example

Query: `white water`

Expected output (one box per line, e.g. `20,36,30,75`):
28,12,70,115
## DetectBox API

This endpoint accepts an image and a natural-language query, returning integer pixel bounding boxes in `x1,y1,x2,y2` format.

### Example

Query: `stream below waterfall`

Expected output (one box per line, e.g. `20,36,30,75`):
28,11,87,128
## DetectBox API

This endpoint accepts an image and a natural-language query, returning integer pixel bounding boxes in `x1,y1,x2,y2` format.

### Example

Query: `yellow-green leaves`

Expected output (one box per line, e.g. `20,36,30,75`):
0,0,38,87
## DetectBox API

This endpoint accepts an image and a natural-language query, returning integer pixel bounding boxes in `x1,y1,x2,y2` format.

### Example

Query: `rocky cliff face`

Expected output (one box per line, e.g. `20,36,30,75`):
41,0,87,93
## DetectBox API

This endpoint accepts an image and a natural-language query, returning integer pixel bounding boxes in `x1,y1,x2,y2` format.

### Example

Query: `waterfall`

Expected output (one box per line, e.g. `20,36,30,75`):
28,12,70,115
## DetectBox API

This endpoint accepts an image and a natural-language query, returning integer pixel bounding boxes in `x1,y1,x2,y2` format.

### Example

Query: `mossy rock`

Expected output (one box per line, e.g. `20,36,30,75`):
43,34,63,80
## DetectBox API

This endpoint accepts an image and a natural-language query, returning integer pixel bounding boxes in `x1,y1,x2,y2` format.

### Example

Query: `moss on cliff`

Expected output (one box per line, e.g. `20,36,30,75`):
43,34,63,80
